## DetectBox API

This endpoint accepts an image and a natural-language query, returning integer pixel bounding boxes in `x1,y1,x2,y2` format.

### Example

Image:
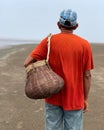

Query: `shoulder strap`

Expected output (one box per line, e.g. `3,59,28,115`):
46,33,52,62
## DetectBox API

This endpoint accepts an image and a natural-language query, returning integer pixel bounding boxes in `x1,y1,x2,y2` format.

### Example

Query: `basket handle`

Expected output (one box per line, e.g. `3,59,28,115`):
46,33,52,62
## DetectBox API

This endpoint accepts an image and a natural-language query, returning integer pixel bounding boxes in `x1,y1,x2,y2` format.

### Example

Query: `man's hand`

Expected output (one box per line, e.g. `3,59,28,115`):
83,100,89,113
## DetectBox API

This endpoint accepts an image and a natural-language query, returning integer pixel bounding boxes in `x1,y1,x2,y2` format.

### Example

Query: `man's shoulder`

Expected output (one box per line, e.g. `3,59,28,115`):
74,34,89,43
75,34,91,47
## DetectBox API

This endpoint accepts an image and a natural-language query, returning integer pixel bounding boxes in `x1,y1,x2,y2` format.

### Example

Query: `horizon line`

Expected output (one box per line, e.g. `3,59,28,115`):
0,37,104,44
0,37,40,42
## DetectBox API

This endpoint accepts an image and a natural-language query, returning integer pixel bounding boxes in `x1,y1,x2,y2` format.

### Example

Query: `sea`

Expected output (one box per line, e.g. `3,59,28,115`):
0,39,39,49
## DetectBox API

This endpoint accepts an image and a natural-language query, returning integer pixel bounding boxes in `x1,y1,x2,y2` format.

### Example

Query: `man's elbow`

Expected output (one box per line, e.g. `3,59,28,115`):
23,56,36,68
84,70,91,80
24,62,28,68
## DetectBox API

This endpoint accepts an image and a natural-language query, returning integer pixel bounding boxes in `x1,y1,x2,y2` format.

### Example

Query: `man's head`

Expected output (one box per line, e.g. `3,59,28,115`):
58,9,78,30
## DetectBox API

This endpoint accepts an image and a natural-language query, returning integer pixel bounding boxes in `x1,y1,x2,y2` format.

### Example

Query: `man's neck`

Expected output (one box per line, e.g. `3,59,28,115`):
61,28,73,34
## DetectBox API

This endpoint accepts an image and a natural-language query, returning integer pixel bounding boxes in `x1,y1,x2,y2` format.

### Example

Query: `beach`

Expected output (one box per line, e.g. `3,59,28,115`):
0,43,104,130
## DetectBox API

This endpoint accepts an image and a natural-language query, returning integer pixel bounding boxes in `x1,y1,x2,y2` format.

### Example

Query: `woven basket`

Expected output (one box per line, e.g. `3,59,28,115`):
25,34,64,99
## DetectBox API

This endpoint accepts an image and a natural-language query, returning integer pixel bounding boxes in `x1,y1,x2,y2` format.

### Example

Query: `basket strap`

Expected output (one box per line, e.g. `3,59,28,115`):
46,33,52,62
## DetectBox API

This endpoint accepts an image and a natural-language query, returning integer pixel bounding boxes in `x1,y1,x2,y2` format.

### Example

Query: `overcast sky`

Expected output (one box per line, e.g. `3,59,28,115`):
0,0,104,43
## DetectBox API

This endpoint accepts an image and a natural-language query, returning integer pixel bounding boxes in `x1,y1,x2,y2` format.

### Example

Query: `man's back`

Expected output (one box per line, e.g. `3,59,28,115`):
45,33,93,110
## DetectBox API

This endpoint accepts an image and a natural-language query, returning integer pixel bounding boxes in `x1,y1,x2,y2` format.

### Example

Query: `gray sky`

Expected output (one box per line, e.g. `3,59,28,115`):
0,0,104,43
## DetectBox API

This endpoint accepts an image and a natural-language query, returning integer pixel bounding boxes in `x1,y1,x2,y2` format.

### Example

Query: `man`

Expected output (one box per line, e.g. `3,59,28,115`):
24,9,94,130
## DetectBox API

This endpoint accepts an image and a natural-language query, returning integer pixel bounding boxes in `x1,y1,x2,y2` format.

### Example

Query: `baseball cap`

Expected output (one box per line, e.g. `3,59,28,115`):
59,9,77,28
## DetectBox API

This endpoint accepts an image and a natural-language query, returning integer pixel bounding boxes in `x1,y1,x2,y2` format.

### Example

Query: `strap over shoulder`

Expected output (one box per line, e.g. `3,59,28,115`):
47,33,52,41
46,33,52,62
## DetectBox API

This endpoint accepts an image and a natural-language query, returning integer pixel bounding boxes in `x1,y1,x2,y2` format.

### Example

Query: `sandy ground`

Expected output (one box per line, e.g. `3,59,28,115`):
0,43,104,130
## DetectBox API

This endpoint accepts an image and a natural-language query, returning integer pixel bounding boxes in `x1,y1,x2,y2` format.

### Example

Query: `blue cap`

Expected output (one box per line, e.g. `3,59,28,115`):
59,9,77,28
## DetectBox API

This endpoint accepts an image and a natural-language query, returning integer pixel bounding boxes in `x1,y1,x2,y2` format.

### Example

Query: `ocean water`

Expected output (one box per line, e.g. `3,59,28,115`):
0,39,39,49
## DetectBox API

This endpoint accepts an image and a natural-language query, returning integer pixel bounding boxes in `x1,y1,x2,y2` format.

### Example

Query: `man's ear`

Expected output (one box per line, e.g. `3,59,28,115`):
57,22,61,29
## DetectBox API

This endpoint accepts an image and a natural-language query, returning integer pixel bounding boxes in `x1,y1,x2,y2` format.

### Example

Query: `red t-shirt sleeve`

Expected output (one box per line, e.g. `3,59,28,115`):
84,42,94,71
30,37,47,60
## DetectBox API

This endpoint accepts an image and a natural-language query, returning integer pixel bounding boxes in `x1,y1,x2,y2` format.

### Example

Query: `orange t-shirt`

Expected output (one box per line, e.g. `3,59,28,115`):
30,33,94,110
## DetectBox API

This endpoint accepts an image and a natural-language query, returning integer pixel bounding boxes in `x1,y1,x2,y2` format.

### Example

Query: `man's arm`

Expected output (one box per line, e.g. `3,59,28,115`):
24,55,36,67
83,70,91,112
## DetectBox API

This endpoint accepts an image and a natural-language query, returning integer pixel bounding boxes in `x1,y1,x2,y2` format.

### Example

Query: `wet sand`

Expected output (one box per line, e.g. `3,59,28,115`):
0,43,104,130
